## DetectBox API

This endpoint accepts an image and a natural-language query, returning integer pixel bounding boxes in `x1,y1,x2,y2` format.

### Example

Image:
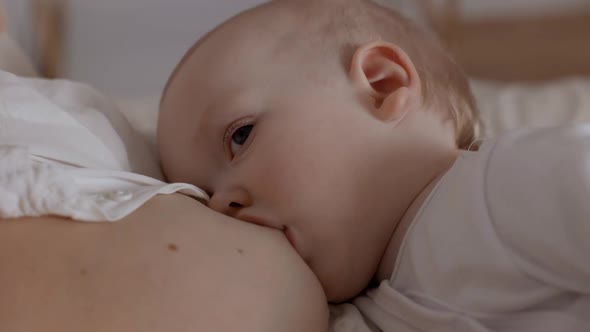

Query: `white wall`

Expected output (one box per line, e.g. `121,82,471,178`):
5,0,34,57
5,0,590,97
6,0,266,97
64,0,266,97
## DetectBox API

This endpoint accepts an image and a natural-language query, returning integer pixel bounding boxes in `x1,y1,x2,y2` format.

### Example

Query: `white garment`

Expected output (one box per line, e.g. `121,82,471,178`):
0,70,208,221
333,125,590,331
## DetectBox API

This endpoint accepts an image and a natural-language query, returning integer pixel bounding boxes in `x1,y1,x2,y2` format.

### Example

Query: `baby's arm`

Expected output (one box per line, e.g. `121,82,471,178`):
486,125,590,293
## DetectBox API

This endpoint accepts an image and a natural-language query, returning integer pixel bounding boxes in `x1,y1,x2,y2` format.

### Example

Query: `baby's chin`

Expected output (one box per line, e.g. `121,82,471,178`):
315,263,375,303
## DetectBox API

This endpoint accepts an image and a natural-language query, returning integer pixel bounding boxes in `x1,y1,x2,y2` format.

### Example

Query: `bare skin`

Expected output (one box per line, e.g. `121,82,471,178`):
0,9,327,330
158,1,459,302
0,194,328,332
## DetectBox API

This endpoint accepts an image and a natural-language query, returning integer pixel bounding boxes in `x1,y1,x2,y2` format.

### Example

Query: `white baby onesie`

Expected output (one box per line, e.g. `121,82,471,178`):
331,125,590,332
0,70,208,221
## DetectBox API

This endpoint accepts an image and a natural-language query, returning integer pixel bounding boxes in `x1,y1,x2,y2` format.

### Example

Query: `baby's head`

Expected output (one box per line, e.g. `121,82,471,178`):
158,0,479,302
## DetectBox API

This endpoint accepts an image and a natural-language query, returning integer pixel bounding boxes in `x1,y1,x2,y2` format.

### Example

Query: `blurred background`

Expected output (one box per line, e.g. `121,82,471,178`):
4,0,590,98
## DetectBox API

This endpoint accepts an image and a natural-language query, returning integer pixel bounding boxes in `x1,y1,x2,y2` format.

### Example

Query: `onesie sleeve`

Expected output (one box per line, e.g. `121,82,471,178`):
485,125,590,294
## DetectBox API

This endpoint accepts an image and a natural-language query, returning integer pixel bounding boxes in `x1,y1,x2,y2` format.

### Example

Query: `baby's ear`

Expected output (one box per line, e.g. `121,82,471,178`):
349,42,421,124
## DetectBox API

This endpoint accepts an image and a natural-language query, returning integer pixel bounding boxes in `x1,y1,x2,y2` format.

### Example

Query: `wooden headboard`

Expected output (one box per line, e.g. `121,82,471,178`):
422,2,590,81
32,0,66,79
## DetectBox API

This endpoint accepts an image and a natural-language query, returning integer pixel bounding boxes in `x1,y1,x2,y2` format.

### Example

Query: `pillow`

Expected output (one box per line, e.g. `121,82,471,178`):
115,95,161,157
472,78,590,138
0,33,38,77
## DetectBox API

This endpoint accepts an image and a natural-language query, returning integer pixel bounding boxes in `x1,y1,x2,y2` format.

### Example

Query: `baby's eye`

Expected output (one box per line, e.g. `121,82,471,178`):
230,124,254,156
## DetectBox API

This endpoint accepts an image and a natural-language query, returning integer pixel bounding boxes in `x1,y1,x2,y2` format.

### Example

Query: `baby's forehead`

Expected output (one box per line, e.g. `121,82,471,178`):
162,3,336,116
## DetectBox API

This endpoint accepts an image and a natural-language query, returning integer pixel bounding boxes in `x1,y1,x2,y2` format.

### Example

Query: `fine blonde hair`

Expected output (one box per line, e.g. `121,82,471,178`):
279,0,481,149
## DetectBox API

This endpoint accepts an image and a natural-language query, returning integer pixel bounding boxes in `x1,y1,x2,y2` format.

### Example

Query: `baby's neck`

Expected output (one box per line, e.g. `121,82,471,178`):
375,149,461,281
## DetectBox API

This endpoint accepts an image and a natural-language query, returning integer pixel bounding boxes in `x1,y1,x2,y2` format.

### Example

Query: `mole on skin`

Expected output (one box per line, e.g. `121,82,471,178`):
237,248,244,255
168,243,179,252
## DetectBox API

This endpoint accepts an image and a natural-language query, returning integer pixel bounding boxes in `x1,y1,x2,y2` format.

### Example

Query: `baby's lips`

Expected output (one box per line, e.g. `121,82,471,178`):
283,227,298,251
236,213,274,228
236,213,302,256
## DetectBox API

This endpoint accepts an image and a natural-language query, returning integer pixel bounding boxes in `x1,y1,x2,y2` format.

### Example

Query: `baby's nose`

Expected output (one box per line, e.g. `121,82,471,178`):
207,187,252,216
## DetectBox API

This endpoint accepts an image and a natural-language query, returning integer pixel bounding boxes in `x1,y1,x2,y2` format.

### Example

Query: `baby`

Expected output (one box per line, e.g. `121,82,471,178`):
158,0,590,330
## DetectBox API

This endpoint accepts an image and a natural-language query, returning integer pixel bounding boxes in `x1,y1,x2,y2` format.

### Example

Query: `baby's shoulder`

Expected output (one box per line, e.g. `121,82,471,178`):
482,124,590,240
484,124,590,191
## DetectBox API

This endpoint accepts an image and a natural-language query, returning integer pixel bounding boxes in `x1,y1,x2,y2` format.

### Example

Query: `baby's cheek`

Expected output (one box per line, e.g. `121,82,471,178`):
257,153,305,194
264,157,345,222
